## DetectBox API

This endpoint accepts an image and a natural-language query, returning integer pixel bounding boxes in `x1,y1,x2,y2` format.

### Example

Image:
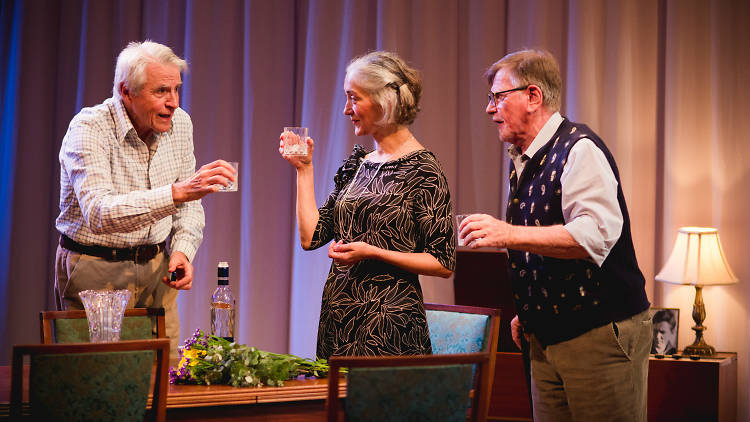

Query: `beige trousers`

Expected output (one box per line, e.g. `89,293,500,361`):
54,244,180,356
529,309,652,422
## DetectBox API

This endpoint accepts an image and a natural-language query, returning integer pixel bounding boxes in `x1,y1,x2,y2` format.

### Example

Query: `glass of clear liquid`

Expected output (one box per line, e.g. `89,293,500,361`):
282,127,309,156
218,161,239,192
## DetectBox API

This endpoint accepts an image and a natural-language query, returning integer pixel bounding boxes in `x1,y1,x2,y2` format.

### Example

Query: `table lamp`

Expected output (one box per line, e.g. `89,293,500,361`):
655,227,738,356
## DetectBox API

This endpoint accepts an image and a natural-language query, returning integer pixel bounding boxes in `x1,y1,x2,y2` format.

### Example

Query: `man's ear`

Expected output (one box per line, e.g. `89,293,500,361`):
120,83,131,104
527,85,544,112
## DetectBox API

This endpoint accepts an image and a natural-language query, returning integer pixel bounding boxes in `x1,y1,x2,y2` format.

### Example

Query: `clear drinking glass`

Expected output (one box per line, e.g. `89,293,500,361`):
218,161,239,192
282,127,309,156
455,214,469,247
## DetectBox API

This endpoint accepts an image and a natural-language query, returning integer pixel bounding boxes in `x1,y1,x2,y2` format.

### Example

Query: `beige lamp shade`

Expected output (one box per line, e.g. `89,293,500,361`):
655,227,738,286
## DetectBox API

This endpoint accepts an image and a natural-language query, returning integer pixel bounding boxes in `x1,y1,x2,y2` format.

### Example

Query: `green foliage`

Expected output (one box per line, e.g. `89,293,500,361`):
169,329,334,387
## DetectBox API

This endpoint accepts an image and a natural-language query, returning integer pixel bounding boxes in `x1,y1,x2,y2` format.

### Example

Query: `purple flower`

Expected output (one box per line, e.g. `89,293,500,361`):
169,367,179,384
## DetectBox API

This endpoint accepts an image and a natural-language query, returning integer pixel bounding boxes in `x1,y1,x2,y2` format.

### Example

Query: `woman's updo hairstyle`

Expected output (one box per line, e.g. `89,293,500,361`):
345,51,422,126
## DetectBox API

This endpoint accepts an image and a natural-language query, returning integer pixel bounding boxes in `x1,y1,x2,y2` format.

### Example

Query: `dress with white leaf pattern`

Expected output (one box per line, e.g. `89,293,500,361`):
309,145,455,359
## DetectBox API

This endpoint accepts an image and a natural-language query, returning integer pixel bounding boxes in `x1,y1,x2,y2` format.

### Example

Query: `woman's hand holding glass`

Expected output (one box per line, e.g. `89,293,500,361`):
279,133,314,169
279,130,318,249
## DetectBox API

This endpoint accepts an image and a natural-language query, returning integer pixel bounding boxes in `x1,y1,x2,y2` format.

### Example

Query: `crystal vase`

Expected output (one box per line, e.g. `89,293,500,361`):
78,289,131,342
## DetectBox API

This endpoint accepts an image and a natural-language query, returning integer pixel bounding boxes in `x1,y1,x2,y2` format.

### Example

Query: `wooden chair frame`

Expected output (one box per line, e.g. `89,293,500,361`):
326,352,490,422
11,338,170,422
424,302,501,422
40,307,166,344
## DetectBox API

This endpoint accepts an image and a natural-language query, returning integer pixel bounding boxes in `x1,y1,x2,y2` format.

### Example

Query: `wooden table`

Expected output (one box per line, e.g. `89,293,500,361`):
0,365,345,421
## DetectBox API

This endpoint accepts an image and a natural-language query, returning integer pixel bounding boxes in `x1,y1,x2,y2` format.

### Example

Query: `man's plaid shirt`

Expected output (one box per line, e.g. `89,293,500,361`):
56,97,204,261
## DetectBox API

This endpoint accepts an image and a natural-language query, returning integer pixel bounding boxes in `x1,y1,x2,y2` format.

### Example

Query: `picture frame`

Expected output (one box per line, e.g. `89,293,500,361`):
649,307,679,355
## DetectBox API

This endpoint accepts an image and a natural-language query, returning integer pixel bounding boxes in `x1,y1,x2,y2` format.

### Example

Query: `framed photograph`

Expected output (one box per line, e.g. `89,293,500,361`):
649,307,679,355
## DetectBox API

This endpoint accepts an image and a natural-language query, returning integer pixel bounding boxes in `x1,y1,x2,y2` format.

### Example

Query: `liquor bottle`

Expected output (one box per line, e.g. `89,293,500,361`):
210,261,236,342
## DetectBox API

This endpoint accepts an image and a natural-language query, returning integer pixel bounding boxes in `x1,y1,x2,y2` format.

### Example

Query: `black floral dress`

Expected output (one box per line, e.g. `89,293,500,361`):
309,145,456,359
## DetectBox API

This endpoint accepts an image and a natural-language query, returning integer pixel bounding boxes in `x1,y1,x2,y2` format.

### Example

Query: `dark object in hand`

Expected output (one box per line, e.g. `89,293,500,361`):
170,271,178,281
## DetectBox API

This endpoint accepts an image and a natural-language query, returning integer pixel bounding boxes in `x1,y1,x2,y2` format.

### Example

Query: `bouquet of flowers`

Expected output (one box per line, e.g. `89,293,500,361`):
169,329,332,387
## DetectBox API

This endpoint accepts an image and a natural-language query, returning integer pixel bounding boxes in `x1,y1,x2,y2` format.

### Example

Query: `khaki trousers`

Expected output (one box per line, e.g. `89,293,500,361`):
54,244,180,356
530,309,652,422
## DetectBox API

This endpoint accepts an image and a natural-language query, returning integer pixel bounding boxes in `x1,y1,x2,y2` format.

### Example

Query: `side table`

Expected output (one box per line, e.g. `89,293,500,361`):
648,352,737,422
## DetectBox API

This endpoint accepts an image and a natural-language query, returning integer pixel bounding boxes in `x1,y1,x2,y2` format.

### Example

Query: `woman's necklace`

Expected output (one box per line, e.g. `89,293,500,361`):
366,133,416,163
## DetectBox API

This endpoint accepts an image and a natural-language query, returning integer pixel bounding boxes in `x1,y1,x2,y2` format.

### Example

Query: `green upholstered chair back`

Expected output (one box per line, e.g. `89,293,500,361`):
31,350,152,421
11,339,171,422
346,365,474,422
327,353,489,422
40,308,165,344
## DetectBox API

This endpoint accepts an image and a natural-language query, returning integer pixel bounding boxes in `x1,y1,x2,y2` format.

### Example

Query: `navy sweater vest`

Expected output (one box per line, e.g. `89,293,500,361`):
506,118,650,346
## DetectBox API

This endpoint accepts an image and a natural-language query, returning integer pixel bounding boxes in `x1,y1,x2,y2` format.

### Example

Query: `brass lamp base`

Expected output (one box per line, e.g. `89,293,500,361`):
683,337,716,356
684,285,717,357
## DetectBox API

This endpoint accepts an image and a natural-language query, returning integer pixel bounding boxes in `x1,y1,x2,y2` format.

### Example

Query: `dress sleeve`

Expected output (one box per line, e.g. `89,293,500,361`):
308,145,367,250
412,156,456,271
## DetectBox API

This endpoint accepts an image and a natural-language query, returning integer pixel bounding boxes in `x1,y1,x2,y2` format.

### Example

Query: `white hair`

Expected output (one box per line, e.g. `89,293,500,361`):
345,51,421,127
113,40,187,100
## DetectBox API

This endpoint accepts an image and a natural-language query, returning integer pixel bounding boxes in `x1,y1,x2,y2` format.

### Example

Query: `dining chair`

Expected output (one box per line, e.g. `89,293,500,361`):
11,338,170,422
424,303,501,421
326,352,490,422
40,307,166,344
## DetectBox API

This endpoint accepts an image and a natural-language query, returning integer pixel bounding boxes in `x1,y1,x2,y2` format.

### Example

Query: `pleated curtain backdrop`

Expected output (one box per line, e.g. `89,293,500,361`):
1,1,749,420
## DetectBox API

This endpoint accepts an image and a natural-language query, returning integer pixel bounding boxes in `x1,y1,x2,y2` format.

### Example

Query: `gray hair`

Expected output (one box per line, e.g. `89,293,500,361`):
345,51,422,127
113,40,188,100
485,49,562,111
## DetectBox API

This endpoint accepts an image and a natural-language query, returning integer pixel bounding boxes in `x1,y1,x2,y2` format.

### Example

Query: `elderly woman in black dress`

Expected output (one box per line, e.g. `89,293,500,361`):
279,51,455,360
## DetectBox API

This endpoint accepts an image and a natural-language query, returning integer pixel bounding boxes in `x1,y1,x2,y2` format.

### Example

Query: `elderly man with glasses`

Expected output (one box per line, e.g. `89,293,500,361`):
458,49,652,421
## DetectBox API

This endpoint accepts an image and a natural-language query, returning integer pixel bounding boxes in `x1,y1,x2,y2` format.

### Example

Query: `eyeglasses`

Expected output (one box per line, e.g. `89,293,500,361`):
487,85,528,108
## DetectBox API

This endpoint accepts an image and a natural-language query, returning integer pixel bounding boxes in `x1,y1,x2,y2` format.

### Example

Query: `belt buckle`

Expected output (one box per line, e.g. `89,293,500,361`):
135,245,146,263
135,244,157,264
111,247,131,261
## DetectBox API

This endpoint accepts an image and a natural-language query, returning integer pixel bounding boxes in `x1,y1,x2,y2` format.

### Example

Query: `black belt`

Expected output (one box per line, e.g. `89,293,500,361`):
60,234,166,264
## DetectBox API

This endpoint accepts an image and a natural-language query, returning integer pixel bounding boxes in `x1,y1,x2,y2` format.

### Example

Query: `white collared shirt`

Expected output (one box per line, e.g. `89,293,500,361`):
508,112,623,266
56,97,204,261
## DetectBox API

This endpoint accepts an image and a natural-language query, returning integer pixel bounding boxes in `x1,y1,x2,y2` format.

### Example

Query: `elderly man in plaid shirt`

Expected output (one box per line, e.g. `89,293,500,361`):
55,40,235,355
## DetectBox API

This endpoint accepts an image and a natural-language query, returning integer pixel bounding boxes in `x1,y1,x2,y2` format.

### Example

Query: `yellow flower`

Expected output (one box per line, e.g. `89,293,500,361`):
184,349,199,360
179,347,206,368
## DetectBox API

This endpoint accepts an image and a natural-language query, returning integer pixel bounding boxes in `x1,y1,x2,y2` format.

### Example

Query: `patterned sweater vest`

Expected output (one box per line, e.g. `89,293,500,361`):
506,118,650,346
